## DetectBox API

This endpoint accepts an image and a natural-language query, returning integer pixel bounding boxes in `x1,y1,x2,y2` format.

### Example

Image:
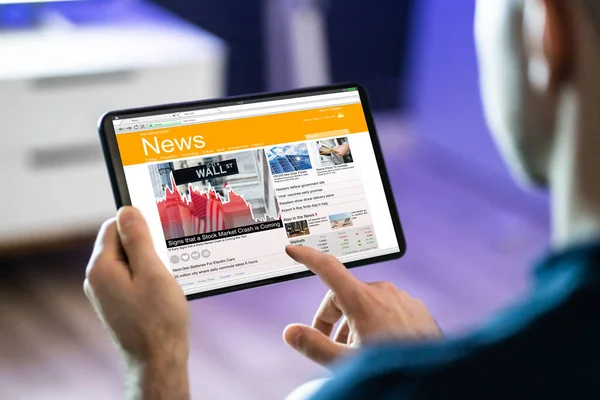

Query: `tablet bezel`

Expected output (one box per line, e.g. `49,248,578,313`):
98,82,407,300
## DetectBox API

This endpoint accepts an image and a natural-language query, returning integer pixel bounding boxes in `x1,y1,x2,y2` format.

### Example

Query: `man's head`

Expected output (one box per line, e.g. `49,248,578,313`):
475,0,600,187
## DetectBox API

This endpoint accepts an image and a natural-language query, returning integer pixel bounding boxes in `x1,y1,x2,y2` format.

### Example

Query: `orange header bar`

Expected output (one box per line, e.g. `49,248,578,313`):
116,103,368,166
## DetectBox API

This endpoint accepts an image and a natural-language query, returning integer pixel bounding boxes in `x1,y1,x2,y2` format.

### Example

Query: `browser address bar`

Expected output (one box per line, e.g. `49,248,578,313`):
178,96,360,126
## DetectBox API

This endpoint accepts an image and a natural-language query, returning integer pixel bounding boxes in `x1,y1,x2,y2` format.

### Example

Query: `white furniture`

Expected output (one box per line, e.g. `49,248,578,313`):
0,5,227,247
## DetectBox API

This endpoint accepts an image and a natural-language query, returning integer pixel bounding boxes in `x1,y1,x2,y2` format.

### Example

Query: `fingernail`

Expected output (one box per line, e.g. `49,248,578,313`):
293,330,303,349
117,207,140,228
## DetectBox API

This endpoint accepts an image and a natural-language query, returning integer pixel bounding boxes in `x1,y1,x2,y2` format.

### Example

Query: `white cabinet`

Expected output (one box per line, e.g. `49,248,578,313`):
0,9,227,246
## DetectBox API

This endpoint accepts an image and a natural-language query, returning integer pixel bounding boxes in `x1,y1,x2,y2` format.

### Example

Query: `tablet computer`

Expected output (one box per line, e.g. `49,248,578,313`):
98,83,406,299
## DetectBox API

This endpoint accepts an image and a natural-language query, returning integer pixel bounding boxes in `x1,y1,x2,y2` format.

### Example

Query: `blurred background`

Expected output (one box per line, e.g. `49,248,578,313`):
0,0,550,399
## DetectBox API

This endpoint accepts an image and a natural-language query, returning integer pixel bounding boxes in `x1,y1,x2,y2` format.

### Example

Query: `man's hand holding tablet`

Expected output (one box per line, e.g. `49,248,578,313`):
85,207,190,400
85,206,438,398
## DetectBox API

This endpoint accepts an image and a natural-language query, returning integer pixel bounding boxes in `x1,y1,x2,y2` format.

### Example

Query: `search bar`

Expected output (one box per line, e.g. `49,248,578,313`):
305,129,350,140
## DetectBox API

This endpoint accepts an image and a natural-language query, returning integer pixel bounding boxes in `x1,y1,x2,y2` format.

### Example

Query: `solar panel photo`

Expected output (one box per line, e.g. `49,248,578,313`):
267,144,312,175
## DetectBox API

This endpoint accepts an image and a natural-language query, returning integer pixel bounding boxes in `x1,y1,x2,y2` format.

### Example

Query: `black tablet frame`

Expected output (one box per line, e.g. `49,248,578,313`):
98,82,406,300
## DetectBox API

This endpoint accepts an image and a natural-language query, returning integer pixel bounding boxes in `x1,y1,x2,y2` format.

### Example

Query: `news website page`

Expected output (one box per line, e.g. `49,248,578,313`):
113,88,400,295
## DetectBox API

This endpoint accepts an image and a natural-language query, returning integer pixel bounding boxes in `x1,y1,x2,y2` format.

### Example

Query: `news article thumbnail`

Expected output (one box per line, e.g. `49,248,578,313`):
149,150,281,241
309,137,353,168
267,143,312,175
284,220,310,238
329,212,353,230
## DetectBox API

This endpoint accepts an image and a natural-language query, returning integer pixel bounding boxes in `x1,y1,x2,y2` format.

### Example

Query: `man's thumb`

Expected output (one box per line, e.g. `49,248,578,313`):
283,324,347,366
116,206,158,272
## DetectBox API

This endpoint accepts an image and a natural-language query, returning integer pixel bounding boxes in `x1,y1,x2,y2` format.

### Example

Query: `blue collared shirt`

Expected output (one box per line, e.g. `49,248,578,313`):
311,243,600,399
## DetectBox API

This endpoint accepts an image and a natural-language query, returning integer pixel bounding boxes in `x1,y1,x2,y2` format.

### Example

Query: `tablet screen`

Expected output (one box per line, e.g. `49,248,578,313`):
109,86,402,297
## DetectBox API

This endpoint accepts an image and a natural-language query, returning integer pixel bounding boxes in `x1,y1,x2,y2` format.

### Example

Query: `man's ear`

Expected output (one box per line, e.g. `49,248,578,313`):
523,0,573,93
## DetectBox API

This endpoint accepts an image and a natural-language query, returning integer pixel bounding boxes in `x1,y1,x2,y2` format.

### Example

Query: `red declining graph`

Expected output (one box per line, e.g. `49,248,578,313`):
157,173,279,240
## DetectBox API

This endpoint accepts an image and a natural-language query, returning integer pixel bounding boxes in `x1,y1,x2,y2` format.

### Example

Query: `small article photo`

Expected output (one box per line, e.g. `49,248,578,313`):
309,137,353,168
266,143,312,175
285,220,311,238
329,212,353,230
